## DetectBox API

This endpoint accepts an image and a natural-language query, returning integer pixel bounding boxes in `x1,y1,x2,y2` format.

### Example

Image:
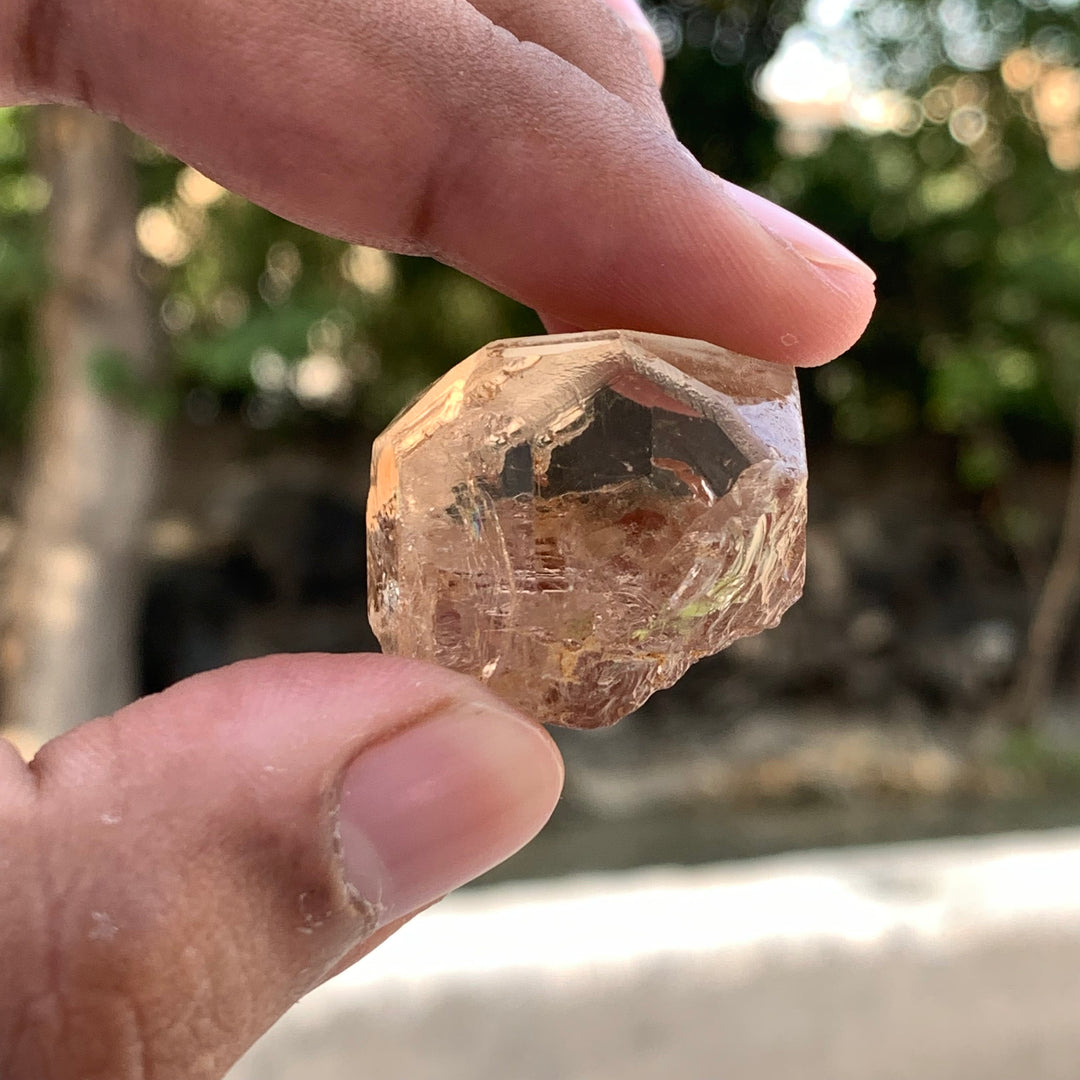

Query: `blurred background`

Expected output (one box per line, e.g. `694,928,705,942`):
4,0,1080,1074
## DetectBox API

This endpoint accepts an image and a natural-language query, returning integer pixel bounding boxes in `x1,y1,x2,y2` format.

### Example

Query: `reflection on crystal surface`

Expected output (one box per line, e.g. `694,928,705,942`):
367,330,807,728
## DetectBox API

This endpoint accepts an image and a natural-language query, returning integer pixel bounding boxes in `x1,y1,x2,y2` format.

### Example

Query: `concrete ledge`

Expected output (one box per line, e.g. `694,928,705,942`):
230,829,1080,1080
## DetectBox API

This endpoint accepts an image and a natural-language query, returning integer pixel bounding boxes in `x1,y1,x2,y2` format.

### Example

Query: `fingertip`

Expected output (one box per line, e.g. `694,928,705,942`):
785,267,876,367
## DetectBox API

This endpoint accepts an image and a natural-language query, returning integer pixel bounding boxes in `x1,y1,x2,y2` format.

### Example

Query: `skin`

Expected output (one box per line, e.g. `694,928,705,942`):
0,2,877,1078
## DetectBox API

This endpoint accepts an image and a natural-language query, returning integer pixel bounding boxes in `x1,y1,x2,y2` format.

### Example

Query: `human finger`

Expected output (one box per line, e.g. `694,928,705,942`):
0,654,562,1080
13,0,874,364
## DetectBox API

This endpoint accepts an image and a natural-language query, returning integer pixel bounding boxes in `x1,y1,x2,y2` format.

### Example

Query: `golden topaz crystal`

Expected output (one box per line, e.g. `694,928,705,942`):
367,331,807,728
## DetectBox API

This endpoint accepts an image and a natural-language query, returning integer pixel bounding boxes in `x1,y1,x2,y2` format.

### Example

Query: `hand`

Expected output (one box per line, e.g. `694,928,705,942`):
0,2,877,1078
3,0,874,366
1,655,563,1078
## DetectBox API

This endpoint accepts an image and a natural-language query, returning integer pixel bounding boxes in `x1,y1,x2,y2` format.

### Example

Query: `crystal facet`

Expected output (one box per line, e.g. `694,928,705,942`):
367,330,807,728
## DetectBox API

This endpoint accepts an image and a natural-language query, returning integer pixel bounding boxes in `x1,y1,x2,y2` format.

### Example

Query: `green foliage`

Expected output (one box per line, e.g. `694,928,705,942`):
654,0,1080,499
0,109,42,441
135,155,541,435
0,118,541,443
998,727,1080,786
2,0,1080,481
86,348,177,424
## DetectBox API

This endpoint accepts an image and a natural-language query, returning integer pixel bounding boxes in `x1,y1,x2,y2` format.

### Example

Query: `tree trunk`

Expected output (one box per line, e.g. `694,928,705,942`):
1003,393,1080,726
1,107,163,745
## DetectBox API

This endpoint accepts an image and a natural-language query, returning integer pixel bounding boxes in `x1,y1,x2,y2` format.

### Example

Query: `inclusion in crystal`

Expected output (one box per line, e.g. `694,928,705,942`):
367,330,807,728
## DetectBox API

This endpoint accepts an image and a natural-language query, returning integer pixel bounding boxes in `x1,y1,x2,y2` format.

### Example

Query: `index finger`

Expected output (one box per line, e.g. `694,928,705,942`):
12,0,874,365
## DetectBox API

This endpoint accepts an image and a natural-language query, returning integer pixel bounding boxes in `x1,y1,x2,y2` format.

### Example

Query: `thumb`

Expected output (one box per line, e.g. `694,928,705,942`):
0,654,563,1080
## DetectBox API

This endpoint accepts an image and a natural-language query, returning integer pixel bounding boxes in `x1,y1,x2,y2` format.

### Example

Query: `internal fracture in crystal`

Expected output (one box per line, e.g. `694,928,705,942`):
367,330,807,728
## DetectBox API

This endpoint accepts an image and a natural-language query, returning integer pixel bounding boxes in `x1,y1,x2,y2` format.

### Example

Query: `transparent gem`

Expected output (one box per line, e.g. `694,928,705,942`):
367,330,807,728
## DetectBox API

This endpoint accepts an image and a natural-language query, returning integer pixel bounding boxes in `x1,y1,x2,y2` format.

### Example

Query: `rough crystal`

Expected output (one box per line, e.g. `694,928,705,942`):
367,330,807,728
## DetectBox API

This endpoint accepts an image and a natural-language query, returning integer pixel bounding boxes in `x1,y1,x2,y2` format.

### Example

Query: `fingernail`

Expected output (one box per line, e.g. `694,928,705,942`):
338,704,563,926
604,0,666,85
723,182,876,284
